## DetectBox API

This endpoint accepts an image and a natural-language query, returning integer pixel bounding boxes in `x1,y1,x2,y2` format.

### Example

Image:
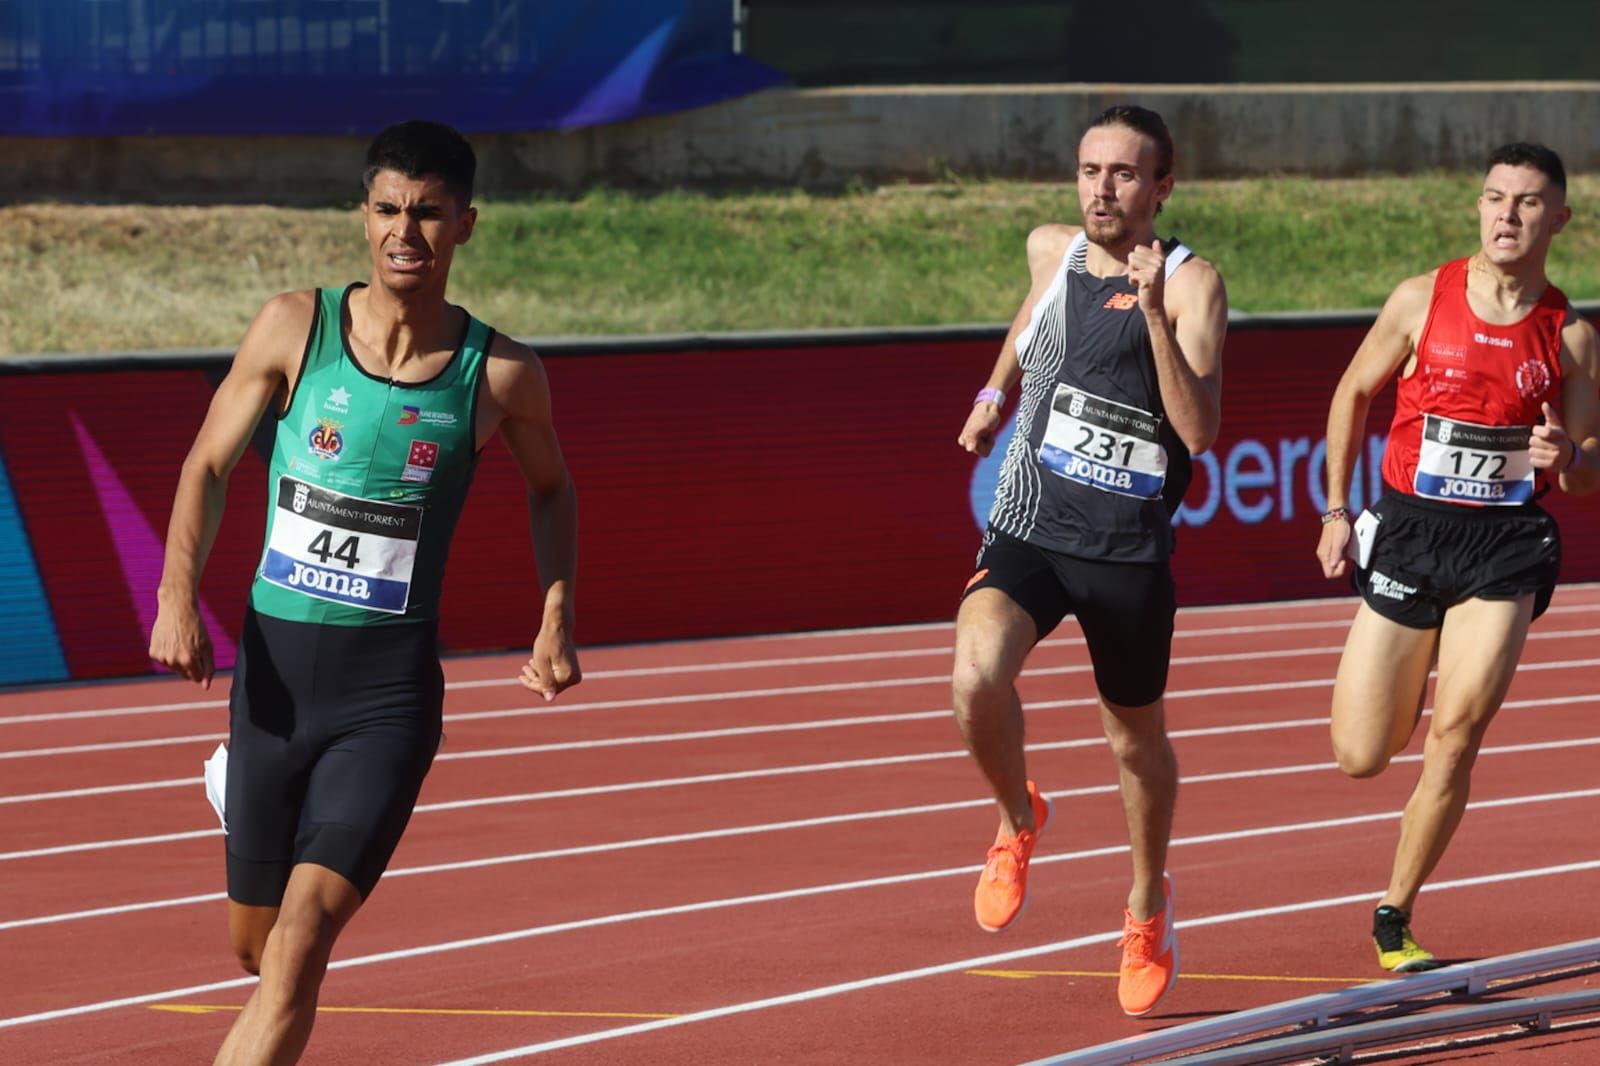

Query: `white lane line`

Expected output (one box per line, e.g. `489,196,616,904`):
420,651,1600,729
2,676,1595,812
444,859,1600,1064
6,800,1597,1034
388,650,1600,728
6,710,1580,857
0,892,229,932
0,645,1336,763
5,714,1596,930
0,732,228,761
431,859,1600,1064
12,624,1600,755
0,828,219,862
0,698,230,727
0,642,1346,758
0,777,198,806
4,597,1596,727
500,620,1600,686
438,620,1359,690
10,625,1600,760
0,639,1338,733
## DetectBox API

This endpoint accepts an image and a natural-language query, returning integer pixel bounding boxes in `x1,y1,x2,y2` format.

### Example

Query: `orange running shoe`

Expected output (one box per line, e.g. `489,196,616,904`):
973,780,1053,933
1118,873,1179,1017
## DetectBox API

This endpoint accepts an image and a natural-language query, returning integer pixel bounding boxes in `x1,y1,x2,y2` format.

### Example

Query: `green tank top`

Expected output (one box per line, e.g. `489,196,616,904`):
250,284,493,626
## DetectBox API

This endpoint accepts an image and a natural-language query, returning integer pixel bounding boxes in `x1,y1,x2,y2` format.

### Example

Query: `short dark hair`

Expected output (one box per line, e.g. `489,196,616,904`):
1486,142,1566,192
363,120,477,206
1085,105,1175,180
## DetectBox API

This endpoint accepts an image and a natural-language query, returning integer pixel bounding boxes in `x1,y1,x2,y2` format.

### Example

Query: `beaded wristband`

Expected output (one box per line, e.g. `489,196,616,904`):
1320,507,1351,525
974,387,1006,408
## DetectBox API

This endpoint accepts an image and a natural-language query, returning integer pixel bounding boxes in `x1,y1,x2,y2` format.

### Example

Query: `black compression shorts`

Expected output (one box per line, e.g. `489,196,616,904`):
224,608,444,906
962,527,1176,707
1352,488,1560,630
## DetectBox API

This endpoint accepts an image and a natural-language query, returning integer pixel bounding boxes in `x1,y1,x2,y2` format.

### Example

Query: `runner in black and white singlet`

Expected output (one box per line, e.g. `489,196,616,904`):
952,106,1228,1018
988,228,1195,562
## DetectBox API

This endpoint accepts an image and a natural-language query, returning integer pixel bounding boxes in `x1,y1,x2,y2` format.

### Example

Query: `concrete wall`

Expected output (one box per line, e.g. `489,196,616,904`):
5,82,1598,203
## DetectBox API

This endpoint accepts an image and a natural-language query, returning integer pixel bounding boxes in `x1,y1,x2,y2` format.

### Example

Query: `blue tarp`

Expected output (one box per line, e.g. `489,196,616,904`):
0,1,787,136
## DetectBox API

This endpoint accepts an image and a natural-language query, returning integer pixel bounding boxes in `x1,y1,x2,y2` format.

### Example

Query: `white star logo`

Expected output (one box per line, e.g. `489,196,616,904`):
327,386,351,407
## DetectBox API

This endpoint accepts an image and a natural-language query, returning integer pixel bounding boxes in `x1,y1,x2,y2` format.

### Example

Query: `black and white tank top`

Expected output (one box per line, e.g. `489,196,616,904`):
987,231,1196,563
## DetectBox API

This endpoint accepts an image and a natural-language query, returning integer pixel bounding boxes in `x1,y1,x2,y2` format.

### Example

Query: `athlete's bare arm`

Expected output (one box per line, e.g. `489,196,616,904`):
1538,311,1600,495
481,334,581,699
1316,273,1435,578
958,223,1081,456
1133,244,1227,454
150,292,314,686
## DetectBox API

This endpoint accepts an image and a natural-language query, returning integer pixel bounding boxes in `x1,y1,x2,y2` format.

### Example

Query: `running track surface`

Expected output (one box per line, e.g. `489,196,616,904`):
3,590,1599,1065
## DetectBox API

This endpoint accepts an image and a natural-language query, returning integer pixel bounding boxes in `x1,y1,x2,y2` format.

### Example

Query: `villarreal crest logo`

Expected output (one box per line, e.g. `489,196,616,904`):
309,418,344,460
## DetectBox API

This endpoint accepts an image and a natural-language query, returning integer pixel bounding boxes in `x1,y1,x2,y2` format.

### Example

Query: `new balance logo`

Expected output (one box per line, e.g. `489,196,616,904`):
1103,293,1139,310
1368,571,1418,601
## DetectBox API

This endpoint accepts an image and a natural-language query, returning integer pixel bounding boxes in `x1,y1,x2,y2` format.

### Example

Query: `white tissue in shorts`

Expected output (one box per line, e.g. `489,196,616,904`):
204,743,228,832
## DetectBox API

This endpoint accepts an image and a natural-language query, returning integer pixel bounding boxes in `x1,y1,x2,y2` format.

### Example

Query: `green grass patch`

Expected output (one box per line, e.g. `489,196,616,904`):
4,173,1599,356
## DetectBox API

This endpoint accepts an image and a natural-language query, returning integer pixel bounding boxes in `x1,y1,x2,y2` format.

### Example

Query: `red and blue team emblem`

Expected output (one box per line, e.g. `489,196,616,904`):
402,439,439,483
309,418,344,460
398,405,420,425
308,416,344,457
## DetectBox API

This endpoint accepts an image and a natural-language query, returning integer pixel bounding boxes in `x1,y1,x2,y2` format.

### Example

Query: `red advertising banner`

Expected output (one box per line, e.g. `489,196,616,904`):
2,310,1597,685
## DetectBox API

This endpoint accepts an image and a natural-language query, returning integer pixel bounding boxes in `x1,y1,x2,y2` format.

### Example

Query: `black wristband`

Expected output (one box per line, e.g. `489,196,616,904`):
1320,507,1351,525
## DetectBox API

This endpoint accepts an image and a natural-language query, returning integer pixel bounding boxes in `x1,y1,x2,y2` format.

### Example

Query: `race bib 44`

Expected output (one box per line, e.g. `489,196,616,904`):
260,477,424,613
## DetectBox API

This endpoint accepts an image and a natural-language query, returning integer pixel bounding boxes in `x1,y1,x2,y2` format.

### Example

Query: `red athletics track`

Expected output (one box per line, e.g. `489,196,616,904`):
3,590,1600,1065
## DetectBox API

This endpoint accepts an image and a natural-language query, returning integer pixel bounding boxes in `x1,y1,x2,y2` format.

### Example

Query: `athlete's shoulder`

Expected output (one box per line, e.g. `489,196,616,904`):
234,289,318,375
1167,249,1223,291
1561,305,1600,355
1025,223,1080,275
1026,222,1079,257
1383,270,1439,320
484,328,538,368
1163,249,1227,321
254,289,318,334
481,330,552,414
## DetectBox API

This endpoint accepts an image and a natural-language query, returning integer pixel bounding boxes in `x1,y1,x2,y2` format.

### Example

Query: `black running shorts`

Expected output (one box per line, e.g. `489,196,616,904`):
962,527,1176,707
225,608,444,906
1352,488,1560,630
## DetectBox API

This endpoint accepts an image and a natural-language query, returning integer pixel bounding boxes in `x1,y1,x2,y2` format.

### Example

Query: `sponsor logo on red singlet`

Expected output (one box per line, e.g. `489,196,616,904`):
1515,359,1551,399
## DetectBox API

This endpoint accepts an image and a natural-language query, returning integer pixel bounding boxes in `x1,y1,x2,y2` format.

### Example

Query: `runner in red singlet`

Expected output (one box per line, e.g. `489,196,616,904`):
1316,143,1600,971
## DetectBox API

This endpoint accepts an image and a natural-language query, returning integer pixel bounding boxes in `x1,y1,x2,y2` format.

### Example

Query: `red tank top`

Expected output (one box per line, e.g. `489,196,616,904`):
1381,258,1567,506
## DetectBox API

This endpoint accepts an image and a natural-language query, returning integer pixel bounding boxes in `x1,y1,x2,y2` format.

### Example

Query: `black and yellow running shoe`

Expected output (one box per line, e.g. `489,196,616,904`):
1373,905,1441,972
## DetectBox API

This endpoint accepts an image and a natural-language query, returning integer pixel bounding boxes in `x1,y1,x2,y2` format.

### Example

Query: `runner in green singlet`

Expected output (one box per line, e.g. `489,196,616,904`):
149,120,580,1066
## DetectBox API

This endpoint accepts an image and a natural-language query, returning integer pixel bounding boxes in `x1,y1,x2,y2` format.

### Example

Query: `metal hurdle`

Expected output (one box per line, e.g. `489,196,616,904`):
1024,937,1600,1065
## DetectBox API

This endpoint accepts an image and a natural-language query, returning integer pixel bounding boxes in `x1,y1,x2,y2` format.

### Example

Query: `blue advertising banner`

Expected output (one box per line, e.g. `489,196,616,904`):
0,1,786,136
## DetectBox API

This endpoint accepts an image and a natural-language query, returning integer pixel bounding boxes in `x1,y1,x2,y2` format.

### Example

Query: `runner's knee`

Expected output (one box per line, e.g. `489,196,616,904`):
232,937,265,976
263,905,345,990
1331,728,1391,778
951,651,1014,710
1421,721,1483,784
1101,707,1174,774
228,906,275,976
